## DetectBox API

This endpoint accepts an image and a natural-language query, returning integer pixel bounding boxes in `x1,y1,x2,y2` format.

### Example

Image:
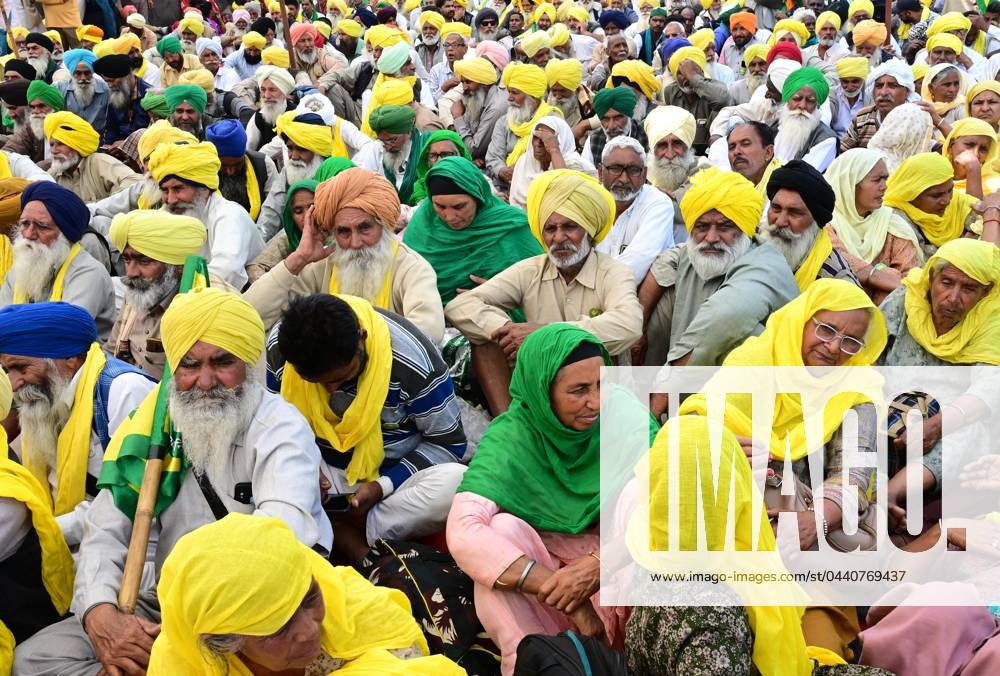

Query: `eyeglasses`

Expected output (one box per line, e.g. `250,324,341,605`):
811,318,866,355
443,40,466,49
428,150,459,162
603,164,644,178
479,19,498,26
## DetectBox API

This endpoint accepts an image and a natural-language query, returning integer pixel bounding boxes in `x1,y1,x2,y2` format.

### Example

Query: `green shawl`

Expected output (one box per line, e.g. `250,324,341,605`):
313,156,356,183
456,324,659,534
282,179,318,252
409,130,473,204
387,128,426,205
402,156,543,304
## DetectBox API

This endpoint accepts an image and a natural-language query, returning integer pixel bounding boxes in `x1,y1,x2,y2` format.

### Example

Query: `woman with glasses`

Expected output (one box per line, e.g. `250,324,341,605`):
508,115,596,208
408,129,472,204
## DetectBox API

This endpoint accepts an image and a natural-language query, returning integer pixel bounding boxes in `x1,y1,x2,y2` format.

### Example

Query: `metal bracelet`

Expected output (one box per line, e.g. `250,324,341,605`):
516,559,536,592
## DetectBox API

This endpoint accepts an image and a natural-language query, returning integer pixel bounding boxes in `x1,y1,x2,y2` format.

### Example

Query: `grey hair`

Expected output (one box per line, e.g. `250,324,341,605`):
665,21,685,36
791,8,816,22
929,65,959,88
602,135,647,164
201,633,244,666
929,258,952,278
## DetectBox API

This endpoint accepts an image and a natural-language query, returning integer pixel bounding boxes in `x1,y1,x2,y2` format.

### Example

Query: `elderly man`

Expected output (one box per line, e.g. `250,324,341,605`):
164,83,208,138
45,112,141,203
148,141,264,289
925,32,964,66
371,42,439,116
206,119,278,226
452,56,507,161
269,293,467,563
830,57,869,140
123,12,158,52
804,11,849,66
662,46,730,154
518,31,554,68
12,288,333,675
94,54,151,145
0,183,116,339
426,23,467,103
729,44,768,105
635,168,798,369
223,31,266,81
842,60,915,150
57,50,109,133
484,63,555,189
290,22,339,87
197,38,240,91
582,85,648,169
246,65,295,152
644,104,698,197
354,104,427,205
597,136,676,284
545,58,590,128
0,303,155,544
445,170,642,414
3,80,62,164
415,10,446,74
852,19,891,68
719,11,761,71
23,33,60,82
772,66,837,171
157,35,202,88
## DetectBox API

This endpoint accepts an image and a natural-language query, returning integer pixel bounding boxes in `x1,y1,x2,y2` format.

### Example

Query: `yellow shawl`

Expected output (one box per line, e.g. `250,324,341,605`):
506,102,562,166
794,227,834,292
0,235,11,286
13,243,81,304
920,63,968,117
754,157,783,197
883,152,977,248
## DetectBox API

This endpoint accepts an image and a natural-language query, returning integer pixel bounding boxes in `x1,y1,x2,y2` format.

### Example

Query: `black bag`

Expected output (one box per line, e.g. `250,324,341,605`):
514,631,630,675
357,539,502,676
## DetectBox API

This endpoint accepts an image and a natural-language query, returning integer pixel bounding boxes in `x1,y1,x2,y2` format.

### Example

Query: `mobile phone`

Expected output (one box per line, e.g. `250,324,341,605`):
324,493,352,513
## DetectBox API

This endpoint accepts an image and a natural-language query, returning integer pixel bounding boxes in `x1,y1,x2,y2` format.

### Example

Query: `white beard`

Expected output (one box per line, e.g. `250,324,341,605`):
140,173,163,208
760,221,820,271
632,95,648,121
26,54,49,78
463,86,486,124
329,230,397,301
297,47,318,65
259,98,287,125
547,235,592,270
165,193,209,220
283,154,324,185
14,363,72,471
12,232,72,300
647,149,696,192
49,150,81,177
774,107,820,162
109,80,132,112
477,28,498,41
73,79,95,108
744,72,765,95
422,34,440,46
182,39,197,55
507,97,539,126
686,232,752,281
168,372,259,483
29,113,45,141
122,266,181,313
819,37,835,48
547,94,581,127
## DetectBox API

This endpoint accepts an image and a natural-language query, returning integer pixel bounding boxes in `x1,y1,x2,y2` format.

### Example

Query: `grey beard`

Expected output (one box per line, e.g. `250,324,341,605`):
819,37,835,48
329,231,396,300
140,174,163,208
29,113,45,141
12,232,72,300
547,94,581,127
165,193,209,220
632,95,648,120
462,86,487,124
284,155,323,184
606,118,631,139
760,221,820,271
15,364,71,471
507,97,540,126
26,54,49,78
297,47,318,65
74,80,95,108
774,107,820,161
49,152,81,176
686,232,752,281
745,73,765,94
173,116,203,136
477,28,498,41
647,149,696,192
547,235,592,270
109,80,132,112
259,99,287,125
422,34,440,46
182,39,197,55
122,266,181,313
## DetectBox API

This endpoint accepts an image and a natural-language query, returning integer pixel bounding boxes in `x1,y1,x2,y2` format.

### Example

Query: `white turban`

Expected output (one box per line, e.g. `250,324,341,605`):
295,92,336,125
644,105,696,149
127,13,146,29
196,37,223,57
866,59,919,101
766,59,800,93
254,64,295,95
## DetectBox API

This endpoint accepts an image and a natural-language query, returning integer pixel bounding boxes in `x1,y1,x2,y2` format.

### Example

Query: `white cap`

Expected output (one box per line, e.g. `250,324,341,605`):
127,13,146,29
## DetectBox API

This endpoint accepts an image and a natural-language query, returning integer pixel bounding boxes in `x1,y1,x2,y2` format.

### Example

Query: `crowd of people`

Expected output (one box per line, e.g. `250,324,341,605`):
0,0,998,673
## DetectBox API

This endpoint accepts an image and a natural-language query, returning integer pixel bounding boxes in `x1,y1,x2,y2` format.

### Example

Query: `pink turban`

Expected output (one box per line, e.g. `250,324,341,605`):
476,40,510,72
289,22,319,46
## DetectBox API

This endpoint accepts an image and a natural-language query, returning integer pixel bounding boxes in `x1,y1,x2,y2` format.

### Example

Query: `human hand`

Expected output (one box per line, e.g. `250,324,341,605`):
495,322,541,359
960,455,1000,491
678,58,702,85
350,481,384,514
893,414,942,456
455,274,488,294
629,334,647,365
537,554,600,613
534,124,561,153
567,602,607,641
498,166,515,184
451,98,466,119
85,604,160,676
885,490,908,534
914,100,942,127
285,205,335,275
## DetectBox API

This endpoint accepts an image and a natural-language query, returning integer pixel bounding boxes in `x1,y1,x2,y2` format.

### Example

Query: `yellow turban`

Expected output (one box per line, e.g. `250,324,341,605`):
533,2,556,24
276,111,334,157
453,0,468,7
109,211,207,265
769,19,810,47
610,59,660,100
365,24,393,48
268,0,281,11
848,0,874,18
852,19,888,47
519,30,551,57
138,120,198,166
688,28,715,52
545,58,582,90
548,23,570,48
526,169,614,246
927,33,963,55
567,5,590,23
912,62,929,81
148,141,221,191
680,167,763,236
404,0,422,12
314,21,332,39
362,78,414,137
927,11,972,36
335,19,362,38
644,105,697,150
454,56,498,85
44,30,62,47
0,364,11,419
113,33,142,55
0,177,28,232
179,16,206,37
967,80,1000,115
743,43,769,66
6,26,26,51
76,24,104,44
92,40,115,59
667,46,708,80
330,0,349,15
502,62,548,99
261,45,290,67
179,68,215,93
836,56,869,79
418,11,445,30
242,31,266,50
816,10,841,32
161,288,264,367
440,21,472,38
43,111,100,157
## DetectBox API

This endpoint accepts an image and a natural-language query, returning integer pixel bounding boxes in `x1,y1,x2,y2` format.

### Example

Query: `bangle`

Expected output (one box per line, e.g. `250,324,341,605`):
588,550,601,563
516,560,536,591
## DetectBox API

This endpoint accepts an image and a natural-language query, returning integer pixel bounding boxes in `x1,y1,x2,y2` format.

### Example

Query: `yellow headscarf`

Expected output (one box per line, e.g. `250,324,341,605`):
454,56,498,85
966,80,1000,119
609,59,660,100
418,10,445,30
275,110,335,157
161,287,264,369
148,141,222,191
689,28,715,51
149,514,439,675
532,1,556,25
262,45,290,67
835,56,869,80
883,152,977,248
942,117,999,195
440,21,472,38
526,169,614,246
768,19,810,47
679,167,763,237
502,62,547,99
362,78,414,137
548,23,571,48
138,120,198,167
545,58,582,90
43,111,100,157
519,30,551,57
280,296,392,485
335,19,363,38
901,239,1000,365
242,31,267,50
109,211,207,265
848,0,874,19
920,63,967,117
743,43,769,67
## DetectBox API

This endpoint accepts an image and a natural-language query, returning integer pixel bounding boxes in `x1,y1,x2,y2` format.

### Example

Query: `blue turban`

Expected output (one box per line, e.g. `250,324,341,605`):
206,119,247,158
62,49,98,75
599,10,629,30
659,38,692,67
0,303,97,358
21,182,89,243
355,7,379,28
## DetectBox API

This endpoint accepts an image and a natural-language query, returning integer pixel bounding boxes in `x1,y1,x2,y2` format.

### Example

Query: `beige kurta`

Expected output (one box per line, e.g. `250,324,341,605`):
50,153,141,204
444,251,642,356
242,240,445,343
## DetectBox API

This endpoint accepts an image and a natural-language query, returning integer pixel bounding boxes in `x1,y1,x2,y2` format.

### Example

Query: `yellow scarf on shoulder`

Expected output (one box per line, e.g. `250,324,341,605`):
0,235,12,285
280,296,393,485
0,151,11,179
244,156,262,221
328,238,398,310
23,343,107,515
331,119,349,159
506,102,562,166
793,227,834,292
754,158,782,197
13,243,81,304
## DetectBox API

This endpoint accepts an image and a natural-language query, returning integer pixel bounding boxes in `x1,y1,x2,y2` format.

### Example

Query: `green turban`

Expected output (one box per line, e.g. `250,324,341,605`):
781,66,830,107
157,35,183,56
164,84,207,115
26,80,63,112
369,104,416,135
650,7,668,17
593,85,637,118
314,157,356,182
140,92,170,117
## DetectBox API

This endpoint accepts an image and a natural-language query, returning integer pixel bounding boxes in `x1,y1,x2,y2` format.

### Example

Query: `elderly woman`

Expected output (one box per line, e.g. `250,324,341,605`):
447,324,656,675
508,116,597,208
866,103,934,174
920,63,967,129
149,514,462,674
824,148,923,304
409,130,473,204
966,80,1000,130
247,179,317,284
942,117,1000,198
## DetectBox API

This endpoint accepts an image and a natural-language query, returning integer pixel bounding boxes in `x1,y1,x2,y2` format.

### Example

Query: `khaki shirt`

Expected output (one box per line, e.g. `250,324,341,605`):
242,240,445,344
50,153,141,204
444,251,642,356
159,54,203,88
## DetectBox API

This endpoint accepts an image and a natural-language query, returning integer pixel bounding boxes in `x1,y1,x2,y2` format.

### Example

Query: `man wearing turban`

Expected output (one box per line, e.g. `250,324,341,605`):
157,34,202,88
23,32,59,83
719,10,762,73
446,169,642,411
421,23,465,104
452,55,507,161
643,104,698,199
634,167,798,366
56,49,110,134
93,53,151,145
802,10,848,65
842,60,916,150
828,56,870,139
164,83,208,137
207,119,279,224
352,104,428,206
44,111,142,203
728,43,769,105
2,80,61,164
223,31,266,81
544,58,589,128
289,22,339,87
245,64,295,152
196,38,240,92
245,167,444,344
584,85,648,169
415,11,446,75
662,47,730,154
772,66,838,171
220,8,253,53
0,183,117,341
851,19,890,65
149,142,265,289
15,288,334,675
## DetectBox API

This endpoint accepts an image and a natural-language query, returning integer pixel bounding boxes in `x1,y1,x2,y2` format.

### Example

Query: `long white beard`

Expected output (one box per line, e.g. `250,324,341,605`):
686,232,752,281
463,86,487,124
744,72,765,95
122,266,181,313
477,28,498,41
49,150,81,177
26,55,49,78
547,235,592,270
297,47,318,65
632,95,648,121
168,372,259,482
422,34,440,46
774,107,820,162
12,233,72,300
760,221,820,271
647,149,696,192
819,37,835,48
507,98,539,126
329,231,396,301
165,194,209,220
14,363,71,471
259,98,287,125
29,113,45,141
383,139,411,176
73,79,95,108
283,154,324,184
182,39,197,55
140,173,163,208
109,83,131,112
547,94,581,127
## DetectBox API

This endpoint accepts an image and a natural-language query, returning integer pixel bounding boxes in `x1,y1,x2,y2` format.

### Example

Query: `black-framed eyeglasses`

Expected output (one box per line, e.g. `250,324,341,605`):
811,318,866,355
428,150,459,162
603,164,644,178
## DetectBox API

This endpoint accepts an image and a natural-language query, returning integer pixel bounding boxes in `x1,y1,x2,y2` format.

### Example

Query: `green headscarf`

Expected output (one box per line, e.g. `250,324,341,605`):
282,179,318,252
403,156,542,304
409,130,473,204
386,128,426,205
313,156,356,183
456,324,658,534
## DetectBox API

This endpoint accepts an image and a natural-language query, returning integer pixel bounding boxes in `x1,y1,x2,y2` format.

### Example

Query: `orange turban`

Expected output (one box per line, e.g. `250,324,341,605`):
730,11,756,33
313,168,401,231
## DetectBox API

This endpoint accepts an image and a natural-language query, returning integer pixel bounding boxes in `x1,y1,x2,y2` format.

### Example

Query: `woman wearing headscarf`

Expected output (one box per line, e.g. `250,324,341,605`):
508,115,597,209
246,179,318,284
408,130,473,204
920,63,968,129
966,80,1000,131
866,103,934,174
447,323,657,675
824,148,923,304
942,117,1000,198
